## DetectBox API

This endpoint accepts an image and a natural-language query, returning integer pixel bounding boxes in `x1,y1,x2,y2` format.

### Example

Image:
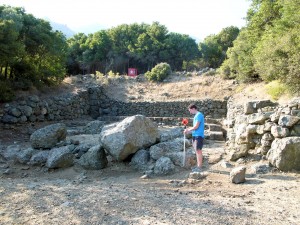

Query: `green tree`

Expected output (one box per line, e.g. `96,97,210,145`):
108,23,148,73
220,0,282,81
199,26,239,69
16,13,67,86
129,22,168,71
0,5,68,101
0,6,25,79
82,30,112,74
67,33,88,74
252,0,300,92
199,35,222,68
162,33,199,70
220,28,258,81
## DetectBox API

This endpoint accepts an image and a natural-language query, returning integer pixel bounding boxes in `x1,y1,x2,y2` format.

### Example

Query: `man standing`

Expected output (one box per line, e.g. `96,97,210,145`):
184,104,205,172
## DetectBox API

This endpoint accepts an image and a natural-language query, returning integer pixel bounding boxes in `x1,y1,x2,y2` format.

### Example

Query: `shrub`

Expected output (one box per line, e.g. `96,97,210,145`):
219,62,233,79
12,79,33,91
95,71,104,79
145,63,171,82
203,69,216,76
0,81,15,102
266,80,287,100
107,70,119,78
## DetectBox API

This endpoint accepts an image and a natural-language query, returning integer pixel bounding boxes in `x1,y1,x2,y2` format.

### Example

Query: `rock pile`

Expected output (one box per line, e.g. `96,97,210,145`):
0,115,198,176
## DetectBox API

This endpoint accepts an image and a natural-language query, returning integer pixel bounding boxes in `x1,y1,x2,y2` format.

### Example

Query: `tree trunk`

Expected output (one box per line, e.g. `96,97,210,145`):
4,65,8,79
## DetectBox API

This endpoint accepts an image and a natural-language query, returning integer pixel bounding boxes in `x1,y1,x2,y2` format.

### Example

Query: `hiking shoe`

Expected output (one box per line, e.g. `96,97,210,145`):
192,167,202,173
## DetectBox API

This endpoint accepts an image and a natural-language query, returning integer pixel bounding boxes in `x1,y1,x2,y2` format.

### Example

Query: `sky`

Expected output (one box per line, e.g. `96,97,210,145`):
2,0,251,41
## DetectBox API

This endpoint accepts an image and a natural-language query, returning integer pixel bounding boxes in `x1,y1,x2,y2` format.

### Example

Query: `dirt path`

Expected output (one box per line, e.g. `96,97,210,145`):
1,142,300,225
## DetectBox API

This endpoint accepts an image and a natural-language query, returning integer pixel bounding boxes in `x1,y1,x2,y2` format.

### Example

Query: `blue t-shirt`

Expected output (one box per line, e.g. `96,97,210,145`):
192,112,205,137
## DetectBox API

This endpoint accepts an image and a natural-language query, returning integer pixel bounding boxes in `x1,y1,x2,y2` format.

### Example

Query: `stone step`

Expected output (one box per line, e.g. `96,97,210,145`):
206,131,225,141
206,123,223,132
205,117,222,125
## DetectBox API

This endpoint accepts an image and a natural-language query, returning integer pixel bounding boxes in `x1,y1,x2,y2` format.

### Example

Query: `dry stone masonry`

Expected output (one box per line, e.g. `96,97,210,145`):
0,85,227,125
226,98,300,172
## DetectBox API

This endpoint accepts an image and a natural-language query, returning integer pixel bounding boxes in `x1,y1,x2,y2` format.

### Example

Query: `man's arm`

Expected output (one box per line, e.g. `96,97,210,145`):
184,121,200,133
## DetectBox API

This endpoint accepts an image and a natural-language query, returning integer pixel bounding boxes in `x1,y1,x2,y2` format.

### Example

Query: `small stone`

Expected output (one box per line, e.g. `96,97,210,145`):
3,169,11,175
189,171,209,180
140,174,149,179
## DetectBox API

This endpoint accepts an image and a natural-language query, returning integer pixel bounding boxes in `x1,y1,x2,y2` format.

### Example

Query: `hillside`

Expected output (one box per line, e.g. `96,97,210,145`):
31,73,281,105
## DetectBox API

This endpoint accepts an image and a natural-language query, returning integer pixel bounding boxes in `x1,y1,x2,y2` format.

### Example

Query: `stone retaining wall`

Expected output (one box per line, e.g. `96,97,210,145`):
225,97,300,168
0,85,227,124
0,91,90,124
90,87,227,119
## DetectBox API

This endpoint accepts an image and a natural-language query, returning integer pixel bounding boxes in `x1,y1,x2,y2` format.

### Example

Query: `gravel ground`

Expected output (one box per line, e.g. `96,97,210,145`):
1,142,300,225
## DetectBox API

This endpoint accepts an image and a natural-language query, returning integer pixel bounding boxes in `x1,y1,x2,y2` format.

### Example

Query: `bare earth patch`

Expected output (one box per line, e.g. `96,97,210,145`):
1,74,300,224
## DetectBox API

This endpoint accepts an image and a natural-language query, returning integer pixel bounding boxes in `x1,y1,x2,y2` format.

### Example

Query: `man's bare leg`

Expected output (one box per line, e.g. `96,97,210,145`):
193,140,203,169
196,149,202,168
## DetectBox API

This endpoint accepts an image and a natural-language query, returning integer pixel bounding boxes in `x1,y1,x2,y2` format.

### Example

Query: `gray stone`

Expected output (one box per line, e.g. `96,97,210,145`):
46,146,74,169
130,149,150,171
16,148,35,164
219,160,232,168
1,145,21,161
149,139,183,160
256,146,271,155
271,125,289,138
244,102,257,115
291,125,300,136
229,144,249,161
189,171,209,180
29,151,50,166
1,114,18,124
267,137,300,171
278,115,300,128
83,120,106,134
19,105,33,117
159,126,183,142
154,156,175,175
230,166,246,184
77,145,107,170
261,132,274,141
9,108,22,117
100,115,159,161
167,150,196,167
248,112,273,125
208,154,223,164
30,123,67,149
250,163,270,174
208,131,225,141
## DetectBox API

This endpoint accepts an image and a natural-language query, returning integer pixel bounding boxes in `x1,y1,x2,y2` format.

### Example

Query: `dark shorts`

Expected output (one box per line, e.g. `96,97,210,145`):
192,136,204,150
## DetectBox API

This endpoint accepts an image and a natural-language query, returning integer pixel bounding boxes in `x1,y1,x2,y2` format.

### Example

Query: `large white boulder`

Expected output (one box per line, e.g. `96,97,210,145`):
100,115,160,161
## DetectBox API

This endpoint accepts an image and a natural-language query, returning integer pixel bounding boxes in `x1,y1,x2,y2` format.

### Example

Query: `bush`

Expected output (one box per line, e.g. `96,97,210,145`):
203,69,216,76
145,63,171,82
107,70,119,78
266,80,287,100
95,71,105,79
13,78,33,91
219,62,233,79
0,81,15,102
